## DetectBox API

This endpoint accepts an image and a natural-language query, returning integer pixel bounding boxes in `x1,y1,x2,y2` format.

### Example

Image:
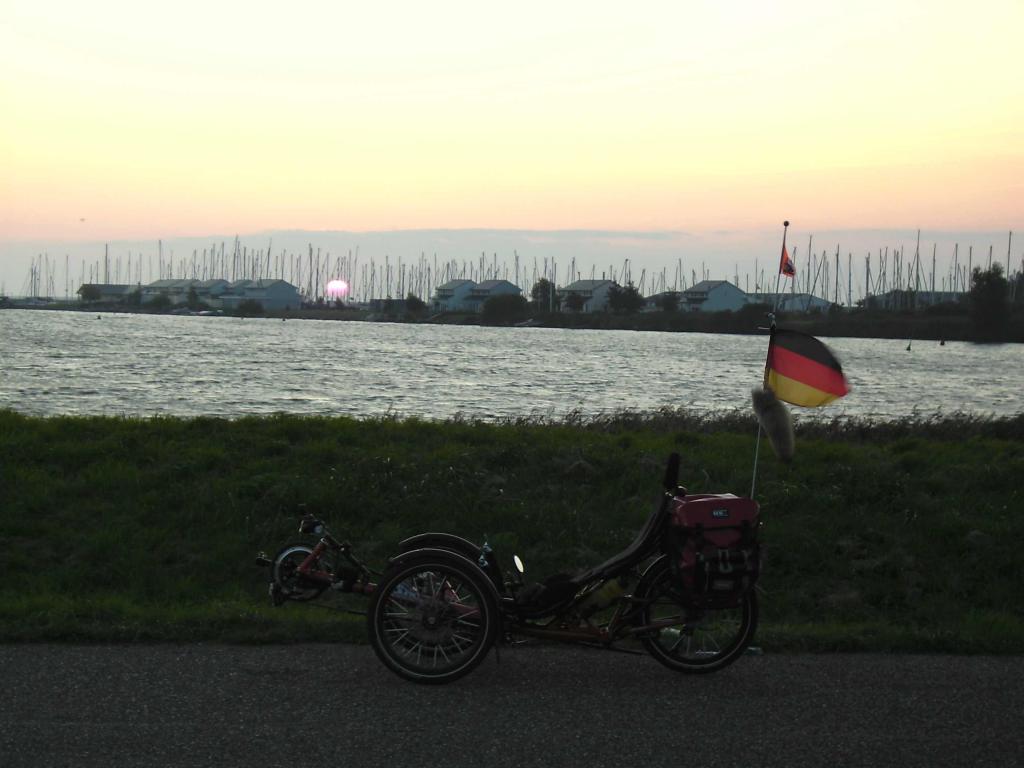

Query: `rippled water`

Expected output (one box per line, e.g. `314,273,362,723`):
1,309,1021,420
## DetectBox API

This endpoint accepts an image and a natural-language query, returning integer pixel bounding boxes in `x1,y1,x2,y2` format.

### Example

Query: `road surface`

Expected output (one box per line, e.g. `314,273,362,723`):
1,644,1021,767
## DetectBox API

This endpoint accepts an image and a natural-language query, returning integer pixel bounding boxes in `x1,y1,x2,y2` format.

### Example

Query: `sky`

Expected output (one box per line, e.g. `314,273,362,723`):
1,0,1022,294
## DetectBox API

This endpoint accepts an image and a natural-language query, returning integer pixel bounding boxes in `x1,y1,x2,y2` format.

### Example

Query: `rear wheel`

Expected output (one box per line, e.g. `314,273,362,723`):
635,556,757,673
368,552,497,684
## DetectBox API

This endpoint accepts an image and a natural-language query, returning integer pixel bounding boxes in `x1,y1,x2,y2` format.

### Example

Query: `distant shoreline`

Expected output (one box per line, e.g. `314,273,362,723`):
4,301,1022,343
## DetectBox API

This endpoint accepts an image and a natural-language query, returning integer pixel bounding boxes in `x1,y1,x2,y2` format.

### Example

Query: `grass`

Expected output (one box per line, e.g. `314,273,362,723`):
1,408,1022,652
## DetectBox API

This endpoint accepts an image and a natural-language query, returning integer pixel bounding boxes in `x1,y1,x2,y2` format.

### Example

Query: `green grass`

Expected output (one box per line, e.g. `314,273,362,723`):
1,408,1022,652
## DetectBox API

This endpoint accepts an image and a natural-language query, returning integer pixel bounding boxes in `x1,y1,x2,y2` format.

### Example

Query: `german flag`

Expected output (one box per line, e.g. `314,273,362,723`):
764,329,849,407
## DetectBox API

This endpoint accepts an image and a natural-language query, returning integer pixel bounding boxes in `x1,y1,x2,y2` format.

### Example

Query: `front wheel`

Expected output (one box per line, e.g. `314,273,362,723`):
368,552,498,684
634,556,757,673
271,543,330,602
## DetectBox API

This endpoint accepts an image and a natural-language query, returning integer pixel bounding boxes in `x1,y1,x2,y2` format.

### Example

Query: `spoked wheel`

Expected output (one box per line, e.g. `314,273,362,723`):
635,556,757,673
272,543,330,602
368,552,498,684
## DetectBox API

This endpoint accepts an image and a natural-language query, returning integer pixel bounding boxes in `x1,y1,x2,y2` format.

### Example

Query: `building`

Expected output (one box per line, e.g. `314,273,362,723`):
681,280,747,312
748,292,834,313
464,280,522,312
141,278,193,304
432,280,477,312
558,279,615,313
140,278,300,311
864,290,965,311
217,279,301,312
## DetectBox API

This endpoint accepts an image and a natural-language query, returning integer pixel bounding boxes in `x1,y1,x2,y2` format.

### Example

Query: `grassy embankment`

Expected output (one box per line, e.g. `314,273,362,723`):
1,409,1022,652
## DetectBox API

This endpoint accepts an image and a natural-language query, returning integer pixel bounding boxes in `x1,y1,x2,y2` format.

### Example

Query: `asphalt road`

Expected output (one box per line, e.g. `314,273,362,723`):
1,644,1022,768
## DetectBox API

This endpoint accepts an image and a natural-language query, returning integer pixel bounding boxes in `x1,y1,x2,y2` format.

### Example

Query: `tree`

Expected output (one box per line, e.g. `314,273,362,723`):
969,264,1009,341
79,284,102,302
186,286,203,310
656,292,680,312
406,292,427,315
608,282,644,313
530,278,560,311
145,294,171,311
481,294,528,324
236,299,264,316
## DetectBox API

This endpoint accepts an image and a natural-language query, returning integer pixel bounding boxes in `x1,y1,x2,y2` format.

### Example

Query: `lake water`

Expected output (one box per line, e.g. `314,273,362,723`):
1,309,1021,421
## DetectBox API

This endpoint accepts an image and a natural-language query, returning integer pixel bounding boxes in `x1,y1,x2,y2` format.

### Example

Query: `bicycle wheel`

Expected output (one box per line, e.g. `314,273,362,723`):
272,543,330,602
368,552,498,684
635,555,757,673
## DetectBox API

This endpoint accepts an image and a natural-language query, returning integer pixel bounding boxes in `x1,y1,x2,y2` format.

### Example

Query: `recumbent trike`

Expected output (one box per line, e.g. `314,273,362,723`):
255,453,761,684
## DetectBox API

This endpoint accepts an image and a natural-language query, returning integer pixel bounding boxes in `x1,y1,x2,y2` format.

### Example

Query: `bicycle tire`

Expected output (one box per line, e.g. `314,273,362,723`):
634,555,757,673
367,551,498,684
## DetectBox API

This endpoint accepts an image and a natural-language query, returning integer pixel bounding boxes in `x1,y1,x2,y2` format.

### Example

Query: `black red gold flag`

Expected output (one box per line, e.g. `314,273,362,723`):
764,329,849,407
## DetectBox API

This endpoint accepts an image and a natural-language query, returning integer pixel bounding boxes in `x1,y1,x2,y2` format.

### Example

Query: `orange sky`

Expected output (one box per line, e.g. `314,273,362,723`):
2,0,1022,244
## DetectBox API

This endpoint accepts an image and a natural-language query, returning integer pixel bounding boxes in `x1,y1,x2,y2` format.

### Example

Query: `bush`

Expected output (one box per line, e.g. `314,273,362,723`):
145,294,172,311
236,299,264,316
406,293,427,315
481,294,529,324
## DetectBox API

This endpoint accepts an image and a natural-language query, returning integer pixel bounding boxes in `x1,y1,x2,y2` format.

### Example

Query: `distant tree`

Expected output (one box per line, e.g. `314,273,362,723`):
79,284,102,302
564,293,586,312
126,288,142,306
608,282,643,313
1013,271,1024,307
970,264,1009,341
530,278,560,311
481,294,528,324
236,299,264,316
406,292,427,315
186,286,201,310
656,292,680,312
145,293,172,311
737,301,771,325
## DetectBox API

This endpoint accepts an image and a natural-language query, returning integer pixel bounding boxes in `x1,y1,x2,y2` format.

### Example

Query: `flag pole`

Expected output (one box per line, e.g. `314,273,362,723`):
751,221,789,499
772,221,789,313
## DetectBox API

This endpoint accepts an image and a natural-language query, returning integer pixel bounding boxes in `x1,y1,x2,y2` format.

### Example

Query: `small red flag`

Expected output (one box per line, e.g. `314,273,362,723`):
779,244,795,277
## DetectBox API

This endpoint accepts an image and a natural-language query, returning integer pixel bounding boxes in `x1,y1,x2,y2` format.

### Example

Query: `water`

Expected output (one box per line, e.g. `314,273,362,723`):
1,310,1021,420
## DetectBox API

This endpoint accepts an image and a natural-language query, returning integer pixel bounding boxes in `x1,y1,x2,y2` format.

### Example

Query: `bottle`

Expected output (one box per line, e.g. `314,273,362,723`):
580,576,628,615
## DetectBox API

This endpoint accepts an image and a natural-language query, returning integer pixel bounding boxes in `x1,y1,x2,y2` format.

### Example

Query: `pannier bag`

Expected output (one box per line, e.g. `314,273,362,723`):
669,494,760,607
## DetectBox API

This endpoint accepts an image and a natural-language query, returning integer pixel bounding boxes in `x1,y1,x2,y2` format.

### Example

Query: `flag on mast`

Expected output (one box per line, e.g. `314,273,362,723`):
764,329,849,407
779,244,795,277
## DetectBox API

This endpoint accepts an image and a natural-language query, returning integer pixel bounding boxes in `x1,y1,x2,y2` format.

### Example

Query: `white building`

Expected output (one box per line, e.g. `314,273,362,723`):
866,290,965,311
681,280,747,312
558,279,615,313
141,279,196,304
432,280,477,312
217,279,301,312
141,278,300,311
748,292,834,313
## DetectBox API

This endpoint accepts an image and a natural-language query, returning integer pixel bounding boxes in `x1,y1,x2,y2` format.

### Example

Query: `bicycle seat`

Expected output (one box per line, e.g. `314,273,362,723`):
572,494,670,584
